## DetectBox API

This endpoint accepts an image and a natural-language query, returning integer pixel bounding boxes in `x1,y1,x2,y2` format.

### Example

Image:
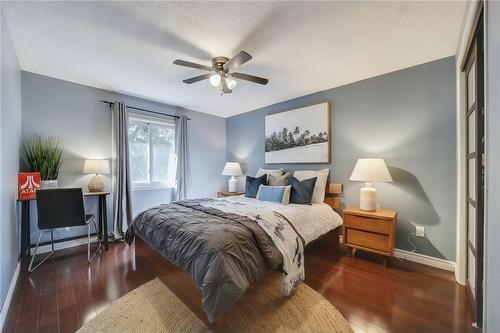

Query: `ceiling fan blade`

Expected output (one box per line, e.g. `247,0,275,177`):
173,59,213,71
231,72,269,85
223,51,253,71
182,74,212,84
222,79,232,94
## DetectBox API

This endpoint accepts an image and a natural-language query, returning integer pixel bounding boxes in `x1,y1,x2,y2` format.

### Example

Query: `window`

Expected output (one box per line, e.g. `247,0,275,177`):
128,113,176,189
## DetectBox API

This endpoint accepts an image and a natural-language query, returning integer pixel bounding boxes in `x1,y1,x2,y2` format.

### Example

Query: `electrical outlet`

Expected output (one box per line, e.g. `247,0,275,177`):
415,226,425,238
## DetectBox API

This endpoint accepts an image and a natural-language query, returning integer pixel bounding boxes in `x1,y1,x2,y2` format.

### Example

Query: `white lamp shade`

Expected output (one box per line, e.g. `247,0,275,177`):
83,159,110,175
222,162,243,176
349,158,393,182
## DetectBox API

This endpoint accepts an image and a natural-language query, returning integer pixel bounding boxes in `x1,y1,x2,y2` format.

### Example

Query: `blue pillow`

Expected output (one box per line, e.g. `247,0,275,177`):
245,174,267,198
288,176,317,205
256,185,291,204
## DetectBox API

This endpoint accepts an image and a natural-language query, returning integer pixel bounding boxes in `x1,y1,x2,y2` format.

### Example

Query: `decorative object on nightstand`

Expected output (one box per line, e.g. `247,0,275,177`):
349,158,393,211
343,207,397,267
217,191,245,198
221,162,243,192
83,159,110,192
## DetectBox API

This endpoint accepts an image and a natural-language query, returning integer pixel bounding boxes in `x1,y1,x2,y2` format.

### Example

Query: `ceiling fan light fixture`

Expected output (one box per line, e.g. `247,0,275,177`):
209,74,221,87
225,77,237,90
173,51,268,93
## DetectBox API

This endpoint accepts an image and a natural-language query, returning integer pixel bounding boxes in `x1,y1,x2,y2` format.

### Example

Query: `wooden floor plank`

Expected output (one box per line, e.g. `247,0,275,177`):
13,276,41,333
72,266,97,327
2,275,24,333
56,269,78,333
38,261,62,333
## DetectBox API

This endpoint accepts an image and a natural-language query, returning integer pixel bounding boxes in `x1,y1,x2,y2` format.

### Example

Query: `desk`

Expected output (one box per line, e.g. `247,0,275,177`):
18,191,110,257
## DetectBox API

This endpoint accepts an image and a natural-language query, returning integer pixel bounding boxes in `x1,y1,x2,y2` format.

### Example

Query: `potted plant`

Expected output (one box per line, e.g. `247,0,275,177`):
22,135,64,188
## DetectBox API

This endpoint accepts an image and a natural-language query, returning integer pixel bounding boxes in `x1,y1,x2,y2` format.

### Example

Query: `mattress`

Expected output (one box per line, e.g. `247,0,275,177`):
224,196,343,244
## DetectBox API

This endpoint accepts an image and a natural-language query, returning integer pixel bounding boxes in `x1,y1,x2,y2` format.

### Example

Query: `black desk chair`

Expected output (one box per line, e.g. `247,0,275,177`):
28,188,102,272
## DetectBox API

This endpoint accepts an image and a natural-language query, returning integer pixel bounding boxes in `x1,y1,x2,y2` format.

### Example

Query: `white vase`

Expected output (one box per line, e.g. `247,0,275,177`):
40,179,58,189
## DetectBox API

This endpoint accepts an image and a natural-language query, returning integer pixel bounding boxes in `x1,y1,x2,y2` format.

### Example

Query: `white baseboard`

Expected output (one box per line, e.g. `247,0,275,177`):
0,262,21,332
339,235,455,272
31,236,99,255
393,249,455,272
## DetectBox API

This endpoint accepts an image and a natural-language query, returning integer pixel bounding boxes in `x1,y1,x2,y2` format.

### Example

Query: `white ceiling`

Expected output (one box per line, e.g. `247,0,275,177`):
2,1,466,118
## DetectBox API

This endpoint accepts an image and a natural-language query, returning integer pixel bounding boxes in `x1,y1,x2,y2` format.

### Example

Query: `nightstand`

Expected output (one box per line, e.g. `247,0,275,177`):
217,191,245,198
343,207,397,267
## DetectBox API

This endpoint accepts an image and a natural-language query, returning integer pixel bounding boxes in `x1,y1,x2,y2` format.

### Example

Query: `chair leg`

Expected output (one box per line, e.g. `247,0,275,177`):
87,222,91,260
87,218,102,263
28,230,55,273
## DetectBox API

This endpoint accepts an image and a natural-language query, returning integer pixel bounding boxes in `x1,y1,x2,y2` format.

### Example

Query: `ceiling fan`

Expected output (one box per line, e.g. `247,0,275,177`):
173,51,268,94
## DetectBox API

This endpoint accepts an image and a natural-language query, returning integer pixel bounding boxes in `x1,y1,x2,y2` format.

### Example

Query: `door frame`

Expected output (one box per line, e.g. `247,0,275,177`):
463,15,484,326
455,0,484,286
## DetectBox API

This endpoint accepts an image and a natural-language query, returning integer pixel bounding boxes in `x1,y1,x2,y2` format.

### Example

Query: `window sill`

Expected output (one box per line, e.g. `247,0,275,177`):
132,185,175,192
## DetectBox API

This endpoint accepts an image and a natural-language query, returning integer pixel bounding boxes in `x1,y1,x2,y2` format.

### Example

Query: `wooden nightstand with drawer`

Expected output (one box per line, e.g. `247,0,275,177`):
343,207,397,266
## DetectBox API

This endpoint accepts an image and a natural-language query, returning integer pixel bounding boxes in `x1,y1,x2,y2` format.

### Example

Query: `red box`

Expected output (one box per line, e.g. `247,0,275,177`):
18,172,41,200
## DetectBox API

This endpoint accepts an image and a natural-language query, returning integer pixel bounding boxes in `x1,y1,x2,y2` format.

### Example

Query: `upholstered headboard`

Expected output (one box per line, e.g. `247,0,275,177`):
324,183,342,209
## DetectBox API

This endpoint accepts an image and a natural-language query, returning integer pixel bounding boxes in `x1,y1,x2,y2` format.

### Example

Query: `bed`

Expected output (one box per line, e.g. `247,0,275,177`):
125,183,343,323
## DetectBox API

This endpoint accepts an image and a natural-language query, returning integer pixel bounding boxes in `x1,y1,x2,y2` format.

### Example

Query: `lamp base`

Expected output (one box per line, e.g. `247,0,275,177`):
228,176,237,193
360,182,377,211
88,174,105,192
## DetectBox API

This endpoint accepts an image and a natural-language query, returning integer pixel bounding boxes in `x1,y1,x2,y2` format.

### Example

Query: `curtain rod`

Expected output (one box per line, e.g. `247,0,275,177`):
99,100,191,120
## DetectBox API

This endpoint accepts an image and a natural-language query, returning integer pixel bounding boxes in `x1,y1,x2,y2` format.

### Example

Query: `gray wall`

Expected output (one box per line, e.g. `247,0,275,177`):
227,57,457,261
0,10,22,315
21,71,226,243
485,1,500,331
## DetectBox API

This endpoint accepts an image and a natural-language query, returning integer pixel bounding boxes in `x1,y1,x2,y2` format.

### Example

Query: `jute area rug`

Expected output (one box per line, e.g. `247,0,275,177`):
77,275,353,333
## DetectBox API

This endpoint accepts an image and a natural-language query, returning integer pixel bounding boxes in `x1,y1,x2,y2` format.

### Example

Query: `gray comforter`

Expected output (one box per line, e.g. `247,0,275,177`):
124,199,283,322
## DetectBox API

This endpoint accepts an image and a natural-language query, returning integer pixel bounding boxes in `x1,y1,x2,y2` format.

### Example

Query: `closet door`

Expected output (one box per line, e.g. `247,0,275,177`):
464,11,484,328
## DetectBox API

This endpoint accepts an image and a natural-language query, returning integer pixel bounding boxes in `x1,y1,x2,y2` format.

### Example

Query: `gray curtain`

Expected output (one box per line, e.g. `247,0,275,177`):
176,114,191,200
112,101,133,239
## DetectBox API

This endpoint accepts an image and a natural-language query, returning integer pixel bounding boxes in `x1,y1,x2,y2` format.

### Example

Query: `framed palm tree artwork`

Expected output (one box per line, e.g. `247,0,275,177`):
265,102,331,163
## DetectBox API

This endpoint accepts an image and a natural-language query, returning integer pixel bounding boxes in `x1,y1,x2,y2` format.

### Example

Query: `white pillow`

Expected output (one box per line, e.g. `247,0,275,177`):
256,168,283,182
293,168,329,203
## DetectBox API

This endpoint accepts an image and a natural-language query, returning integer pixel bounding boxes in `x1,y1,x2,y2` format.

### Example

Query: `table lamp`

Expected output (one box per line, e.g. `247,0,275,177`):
349,158,393,211
83,159,110,192
222,162,243,193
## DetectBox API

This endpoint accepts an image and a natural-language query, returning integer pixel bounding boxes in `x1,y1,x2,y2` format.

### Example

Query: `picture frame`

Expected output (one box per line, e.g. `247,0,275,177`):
18,172,41,200
265,102,331,164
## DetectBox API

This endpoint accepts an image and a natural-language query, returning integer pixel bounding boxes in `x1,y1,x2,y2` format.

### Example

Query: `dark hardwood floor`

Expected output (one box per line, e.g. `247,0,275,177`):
3,238,477,333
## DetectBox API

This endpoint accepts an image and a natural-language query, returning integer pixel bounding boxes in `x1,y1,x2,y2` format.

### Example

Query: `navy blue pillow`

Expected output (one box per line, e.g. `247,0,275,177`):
288,176,317,205
245,174,267,198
